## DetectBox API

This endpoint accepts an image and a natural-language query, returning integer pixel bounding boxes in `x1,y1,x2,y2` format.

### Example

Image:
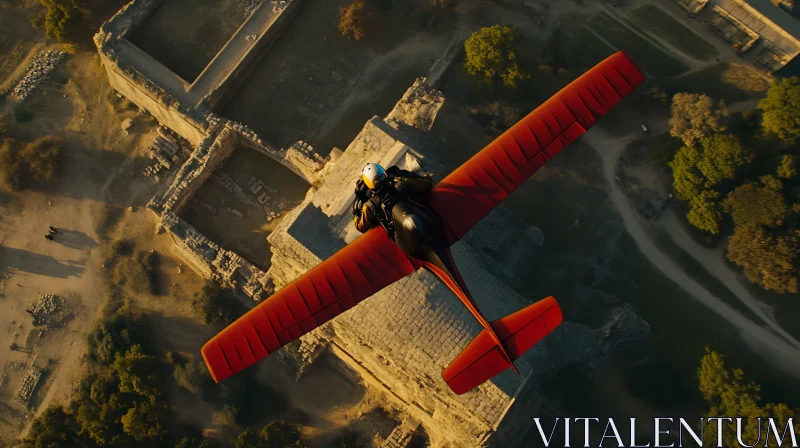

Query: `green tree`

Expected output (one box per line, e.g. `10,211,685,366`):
669,93,729,147
166,351,212,395
727,225,799,294
86,308,150,365
722,176,788,228
176,436,210,448
72,372,129,446
465,25,529,88
40,0,83,43
778,154,797,179
120,401,168,441
698,347,800,446
233,430,265,448
233,421,305,448
113,344,161,400
669,145,703,200
220,405,239,428
260,421,304,448
687,189,721,235
338,0,367,41
23,406,92,448
191,279,241,325
695,134,752,187
758,76,800,143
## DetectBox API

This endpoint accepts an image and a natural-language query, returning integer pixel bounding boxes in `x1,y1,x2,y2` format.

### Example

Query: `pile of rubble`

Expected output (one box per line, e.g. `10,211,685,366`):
16,365,43,407
12,50,67,102
190,199,218,214
211,172,255,207
144,126,193,181
25,294,60,327
245,173,283,210
7,362,25,372
237,0,262,17
118,157,136,179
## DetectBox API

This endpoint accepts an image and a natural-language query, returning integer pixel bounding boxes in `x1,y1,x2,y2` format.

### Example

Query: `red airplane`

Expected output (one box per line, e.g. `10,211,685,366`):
201,51,645,395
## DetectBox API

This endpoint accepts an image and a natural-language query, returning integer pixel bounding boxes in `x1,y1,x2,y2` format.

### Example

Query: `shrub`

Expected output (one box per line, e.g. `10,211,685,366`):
339,0,368,41
191,279,241,325
41,0,83,43
20,136,63,185
0,136,63,191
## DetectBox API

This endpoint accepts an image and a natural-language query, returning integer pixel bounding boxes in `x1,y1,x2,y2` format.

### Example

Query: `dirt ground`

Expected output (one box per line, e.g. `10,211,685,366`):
0,0,48,93
221,0,457,155
0,39,166,442
181,146,310,271
129,0,248,83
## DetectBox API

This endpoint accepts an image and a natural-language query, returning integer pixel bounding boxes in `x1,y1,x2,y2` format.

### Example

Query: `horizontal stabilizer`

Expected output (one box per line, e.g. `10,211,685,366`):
491,296,563,359
441,297,563,395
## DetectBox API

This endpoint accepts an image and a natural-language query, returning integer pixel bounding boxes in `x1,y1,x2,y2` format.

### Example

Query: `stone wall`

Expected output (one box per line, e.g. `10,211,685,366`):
94,0,213,145
159,212,274,303
96,0,306,145
149,125,237,216
149,120,331,216
145,119,335,302
196,0,306,110
96,49,211,145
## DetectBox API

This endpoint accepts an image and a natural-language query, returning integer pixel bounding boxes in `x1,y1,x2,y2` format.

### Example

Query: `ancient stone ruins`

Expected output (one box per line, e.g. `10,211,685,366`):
96,1,651,446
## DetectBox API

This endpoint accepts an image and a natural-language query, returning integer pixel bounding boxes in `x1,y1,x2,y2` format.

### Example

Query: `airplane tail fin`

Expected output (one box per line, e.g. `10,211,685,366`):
441,297,563,395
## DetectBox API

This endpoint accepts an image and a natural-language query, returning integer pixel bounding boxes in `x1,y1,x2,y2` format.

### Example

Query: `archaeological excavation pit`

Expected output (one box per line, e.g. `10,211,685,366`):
180,145,309,271
221,0,452,154
129,0,251,83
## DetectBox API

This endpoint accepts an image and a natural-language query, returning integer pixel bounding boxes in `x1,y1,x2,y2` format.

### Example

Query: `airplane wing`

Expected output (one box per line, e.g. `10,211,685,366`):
429,51,646,244
201,227,417,382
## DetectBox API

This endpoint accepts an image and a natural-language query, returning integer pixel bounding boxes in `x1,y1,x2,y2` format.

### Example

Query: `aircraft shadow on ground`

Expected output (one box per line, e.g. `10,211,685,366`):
52,229,98,250
0,246,86,279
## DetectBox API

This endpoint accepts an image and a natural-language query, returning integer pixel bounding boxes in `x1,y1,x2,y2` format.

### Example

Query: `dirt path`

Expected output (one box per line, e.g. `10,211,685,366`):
657,210,799,342
582,126,800,379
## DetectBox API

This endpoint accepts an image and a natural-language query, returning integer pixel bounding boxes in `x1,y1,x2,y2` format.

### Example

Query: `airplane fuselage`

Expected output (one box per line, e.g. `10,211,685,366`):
388,199,518,372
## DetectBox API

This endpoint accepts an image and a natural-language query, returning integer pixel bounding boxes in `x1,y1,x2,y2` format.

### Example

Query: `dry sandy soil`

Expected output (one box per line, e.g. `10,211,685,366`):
0,46,157,443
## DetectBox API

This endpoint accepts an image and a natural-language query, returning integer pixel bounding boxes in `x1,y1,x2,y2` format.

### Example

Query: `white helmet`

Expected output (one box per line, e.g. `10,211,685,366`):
362,163,387,190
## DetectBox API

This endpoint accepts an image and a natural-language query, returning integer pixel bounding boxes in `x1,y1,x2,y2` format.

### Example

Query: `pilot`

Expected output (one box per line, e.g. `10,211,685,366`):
352,163,433,234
